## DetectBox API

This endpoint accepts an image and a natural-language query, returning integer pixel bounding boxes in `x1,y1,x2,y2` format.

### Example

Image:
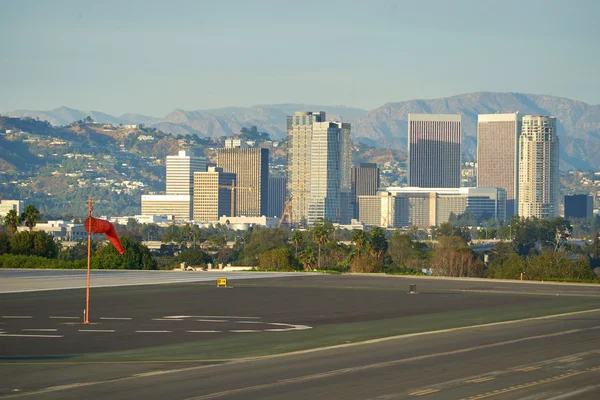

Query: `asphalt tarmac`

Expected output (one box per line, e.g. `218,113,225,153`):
2,273,600,399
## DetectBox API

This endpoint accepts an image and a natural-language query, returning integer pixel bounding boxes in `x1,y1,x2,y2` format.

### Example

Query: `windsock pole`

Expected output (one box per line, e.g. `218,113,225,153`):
85,199,94,324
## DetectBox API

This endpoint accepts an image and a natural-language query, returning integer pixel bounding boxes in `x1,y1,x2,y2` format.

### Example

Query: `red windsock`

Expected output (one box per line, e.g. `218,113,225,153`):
84,217,125,254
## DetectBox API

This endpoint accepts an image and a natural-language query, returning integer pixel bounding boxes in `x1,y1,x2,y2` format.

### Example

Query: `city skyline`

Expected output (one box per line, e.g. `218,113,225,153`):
2,1,599,116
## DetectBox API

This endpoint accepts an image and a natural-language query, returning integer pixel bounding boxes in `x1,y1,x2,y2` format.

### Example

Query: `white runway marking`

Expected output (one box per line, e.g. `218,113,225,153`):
264,329,289,332
230,330,261,333
153,318,184,321
99,317,132,320
196,319,227,323
135,330,171,333
0,333,63,338
186,330,222,333
78,330,115,333
196,316,261,319
49,316,79,319
2,315,32,319
22,329,58,332
236,321,264,324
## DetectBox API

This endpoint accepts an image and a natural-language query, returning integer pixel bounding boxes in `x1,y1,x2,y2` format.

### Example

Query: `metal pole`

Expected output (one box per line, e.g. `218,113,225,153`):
84,199,93,324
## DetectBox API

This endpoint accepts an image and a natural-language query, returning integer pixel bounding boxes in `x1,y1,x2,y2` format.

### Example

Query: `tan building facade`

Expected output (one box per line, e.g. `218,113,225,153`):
217,147,269,217
141,195,192,221
477,113,521,217
193,167,236,222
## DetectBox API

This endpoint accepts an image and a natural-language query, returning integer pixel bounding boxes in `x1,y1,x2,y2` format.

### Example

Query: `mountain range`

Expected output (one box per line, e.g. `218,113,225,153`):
4,92,600,170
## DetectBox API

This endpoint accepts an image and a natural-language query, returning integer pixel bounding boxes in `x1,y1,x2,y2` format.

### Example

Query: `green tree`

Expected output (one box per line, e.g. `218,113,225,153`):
31,231,58,258
4,209,20,234
351,229,367,255
387,234,423,271
367,227,388,262
312,223,330,269
431,236,483,277
21,204,40,232
487,253,524,280
0,232,11,255
237,228,289,266
299,247,317,271
93,236,157,270
10,231,33,255
174,248,212,267
258,247,299,271
290,230,304,258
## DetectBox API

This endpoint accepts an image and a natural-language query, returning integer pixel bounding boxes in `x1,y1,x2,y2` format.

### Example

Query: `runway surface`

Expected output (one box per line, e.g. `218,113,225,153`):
0,269,313,293
2,273,600,399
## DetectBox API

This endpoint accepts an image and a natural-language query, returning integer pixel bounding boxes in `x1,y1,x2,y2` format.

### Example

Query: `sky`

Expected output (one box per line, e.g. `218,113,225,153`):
1,0,599,116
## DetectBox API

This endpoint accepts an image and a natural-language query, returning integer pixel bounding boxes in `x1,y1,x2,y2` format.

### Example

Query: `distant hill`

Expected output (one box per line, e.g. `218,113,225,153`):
4,93,600,169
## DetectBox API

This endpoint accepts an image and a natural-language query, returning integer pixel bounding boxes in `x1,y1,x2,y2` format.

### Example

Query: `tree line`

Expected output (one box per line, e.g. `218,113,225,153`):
2,205,599,282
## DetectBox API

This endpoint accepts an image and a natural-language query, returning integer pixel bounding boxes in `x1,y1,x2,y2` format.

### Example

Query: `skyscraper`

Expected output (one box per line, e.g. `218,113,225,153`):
166,150,207,196
518,115,559,219
217,145,269,217
477,113,521,217
286,111,326,224
193,167,236,222
408,114,461,188
336,122,353,224
564,195,593,219
351,163,380,219
267,176,286,218
307,121,342,225
141,150,206,220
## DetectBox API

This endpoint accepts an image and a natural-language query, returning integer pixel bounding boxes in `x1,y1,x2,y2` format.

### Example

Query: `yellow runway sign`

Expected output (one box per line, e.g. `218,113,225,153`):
217,278,227,287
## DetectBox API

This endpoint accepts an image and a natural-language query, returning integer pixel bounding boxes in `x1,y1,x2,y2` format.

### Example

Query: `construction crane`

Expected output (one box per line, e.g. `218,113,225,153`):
218,184,253,217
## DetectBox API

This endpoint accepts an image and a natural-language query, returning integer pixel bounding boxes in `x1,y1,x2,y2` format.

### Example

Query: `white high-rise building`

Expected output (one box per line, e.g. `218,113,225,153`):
165,150,207,219
477,113,521,218
408,114,462,188
286,111,325,224
518,116,559,219
307,121,342,225
166,150,207,196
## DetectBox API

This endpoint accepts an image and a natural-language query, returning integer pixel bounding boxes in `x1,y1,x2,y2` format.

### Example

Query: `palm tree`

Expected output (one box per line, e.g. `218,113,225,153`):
4,209,20,234
312,224,329,269
351,229,366,255
290,230,304,258
299,248,317,271
21,204,40,232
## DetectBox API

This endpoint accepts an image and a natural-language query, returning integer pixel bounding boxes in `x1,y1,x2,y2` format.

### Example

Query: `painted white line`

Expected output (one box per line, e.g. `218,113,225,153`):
78,330,115,333
49,316,79,319
162,315,192,319
22,329,58,332
153,318,184,321
186,330,222,333
2,315,32,319
196,319,227,323
264,329,289,332
230,330,261,333
0,333,63,338
135,330,171,333
236,321,264,324
195,316,260,319
99,317,132,320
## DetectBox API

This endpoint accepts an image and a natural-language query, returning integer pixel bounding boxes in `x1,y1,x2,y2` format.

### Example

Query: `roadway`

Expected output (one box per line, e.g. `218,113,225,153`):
2,273,600,399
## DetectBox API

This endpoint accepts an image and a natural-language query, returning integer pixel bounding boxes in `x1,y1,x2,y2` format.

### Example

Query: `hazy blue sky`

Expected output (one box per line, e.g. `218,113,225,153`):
1,0,598,116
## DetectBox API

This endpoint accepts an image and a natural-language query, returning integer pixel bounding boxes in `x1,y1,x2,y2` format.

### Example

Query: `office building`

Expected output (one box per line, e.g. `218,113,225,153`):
286,111,326,224
477,113,521,218
164,150,207,219
217,146,269,217
408,114,462,188
337,122,353,224
351,163,380,218
518,116,559,219
193,167,236,222
141,195,192,221
386,187,506,227
307,121,342,225
267,176,286,218
564,195,594,219
0,200,24,218
166,150,207,196
357,192,408,228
